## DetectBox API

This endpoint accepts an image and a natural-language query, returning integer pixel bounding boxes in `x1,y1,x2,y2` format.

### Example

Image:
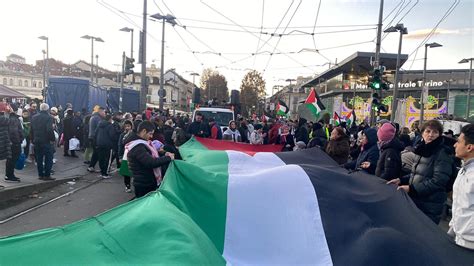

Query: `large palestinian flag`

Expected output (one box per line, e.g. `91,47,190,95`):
0,137,473,265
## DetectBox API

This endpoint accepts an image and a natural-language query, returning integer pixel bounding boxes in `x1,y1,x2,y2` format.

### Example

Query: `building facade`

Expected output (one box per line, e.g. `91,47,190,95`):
298,52,472,127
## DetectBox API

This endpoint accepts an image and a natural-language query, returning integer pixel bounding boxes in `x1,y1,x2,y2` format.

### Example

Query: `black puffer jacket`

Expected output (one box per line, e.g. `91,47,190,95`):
8,113,24,144
124,132,172,189
406,137,453,224
295,118,309,145
375,138,404,181
31,111,55,145
0,115,12,160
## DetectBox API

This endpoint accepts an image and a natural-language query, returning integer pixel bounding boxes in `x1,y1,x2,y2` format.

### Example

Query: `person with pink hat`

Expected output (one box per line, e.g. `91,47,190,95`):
373,123,404,181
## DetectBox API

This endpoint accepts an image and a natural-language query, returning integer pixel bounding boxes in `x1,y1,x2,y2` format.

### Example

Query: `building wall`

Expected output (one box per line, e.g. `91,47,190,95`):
0,71,44,99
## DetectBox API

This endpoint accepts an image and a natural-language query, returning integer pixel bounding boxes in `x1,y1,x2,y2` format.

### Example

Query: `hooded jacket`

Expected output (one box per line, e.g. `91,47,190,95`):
344,128,379,174
31,111,55,145
295,118,309,145
95,120,116,149
375,138,404,181
124,132,172,189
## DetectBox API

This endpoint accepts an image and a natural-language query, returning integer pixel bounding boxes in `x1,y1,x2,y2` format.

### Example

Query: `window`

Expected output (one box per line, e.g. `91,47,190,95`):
9,79,13,86
38,82,43,88
18,80,22,86
2,78,6,85
24,80,28,87
33,81,37,87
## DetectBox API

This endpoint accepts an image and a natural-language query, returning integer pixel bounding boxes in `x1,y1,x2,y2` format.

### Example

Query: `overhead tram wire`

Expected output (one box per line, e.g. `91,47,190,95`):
311,0,331,65
253,0,265,68
199,0,315,72
262,0,303,73
380,0,419,42
407,0,460,69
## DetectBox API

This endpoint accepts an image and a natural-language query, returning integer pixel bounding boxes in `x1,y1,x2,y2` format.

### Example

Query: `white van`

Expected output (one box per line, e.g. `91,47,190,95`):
192,107,235,131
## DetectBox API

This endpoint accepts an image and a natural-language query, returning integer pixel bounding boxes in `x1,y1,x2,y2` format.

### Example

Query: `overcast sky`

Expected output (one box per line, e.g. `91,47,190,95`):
1,0,472,95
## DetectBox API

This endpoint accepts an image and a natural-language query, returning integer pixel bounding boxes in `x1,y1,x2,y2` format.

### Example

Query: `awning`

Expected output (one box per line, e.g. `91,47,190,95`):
0,84,28,98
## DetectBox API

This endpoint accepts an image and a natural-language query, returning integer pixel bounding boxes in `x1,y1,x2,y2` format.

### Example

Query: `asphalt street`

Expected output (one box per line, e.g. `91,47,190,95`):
0,173,134,238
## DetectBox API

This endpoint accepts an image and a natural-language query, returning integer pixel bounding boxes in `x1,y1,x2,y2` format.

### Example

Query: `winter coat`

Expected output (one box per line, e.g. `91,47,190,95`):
238,125,250,143
344,128,379,174
125,132,172,189
308,128,328,149
295,118,309,145
325,135,350,165
31,111,55,145
95,120,116,149
0,115,12,160
163,125,175,145
249,131,263,144
110,121,123,151
210,123,223,140
448,158,474,250
62,115,76,139
8,113,24,145
375,138,404,181
187,121,209,138
88,112,101,139
406,137,453,224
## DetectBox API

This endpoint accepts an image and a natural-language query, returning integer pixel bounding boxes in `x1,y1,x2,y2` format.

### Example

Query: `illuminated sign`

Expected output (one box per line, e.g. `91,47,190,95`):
351,80,444,90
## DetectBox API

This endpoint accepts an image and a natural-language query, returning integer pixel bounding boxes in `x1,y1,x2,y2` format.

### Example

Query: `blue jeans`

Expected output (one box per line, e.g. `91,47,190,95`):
35,143,54,177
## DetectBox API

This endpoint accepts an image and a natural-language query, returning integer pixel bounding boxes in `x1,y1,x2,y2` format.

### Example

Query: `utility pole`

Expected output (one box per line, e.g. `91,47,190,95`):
140,0,148,111
120,52,125,112
95,54,99,84
159,17,166,111
374,0,384,69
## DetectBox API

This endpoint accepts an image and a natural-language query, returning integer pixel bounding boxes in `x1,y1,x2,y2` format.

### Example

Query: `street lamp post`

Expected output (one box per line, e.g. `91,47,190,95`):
38,36,49,89
443,79,455,115
420,42,442,124
286,78,296,114
120,27,134,83
384,24,408,122
80,35,104,83
459,58,474,120
150,13,177,111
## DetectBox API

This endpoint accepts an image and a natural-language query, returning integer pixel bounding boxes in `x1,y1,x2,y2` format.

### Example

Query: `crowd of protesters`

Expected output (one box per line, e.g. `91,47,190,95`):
0,100,473,250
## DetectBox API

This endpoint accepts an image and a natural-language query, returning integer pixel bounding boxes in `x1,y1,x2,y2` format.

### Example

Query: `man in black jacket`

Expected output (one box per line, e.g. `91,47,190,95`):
187,112,209,138
0,103,11,162
31,103,56,181
94,115,116,178
5,103,24,182
125,121,174,198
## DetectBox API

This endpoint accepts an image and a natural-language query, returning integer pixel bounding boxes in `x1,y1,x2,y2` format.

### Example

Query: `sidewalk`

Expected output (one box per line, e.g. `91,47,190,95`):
0,147,90,202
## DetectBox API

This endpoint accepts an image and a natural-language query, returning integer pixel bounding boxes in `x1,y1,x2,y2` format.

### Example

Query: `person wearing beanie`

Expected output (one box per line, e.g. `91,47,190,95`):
344,127,380,175
374,123,404,181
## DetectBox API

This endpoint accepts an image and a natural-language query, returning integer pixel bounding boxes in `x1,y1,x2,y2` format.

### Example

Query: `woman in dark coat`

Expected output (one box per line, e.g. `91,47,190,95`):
374,123,404,181
325,127,350,165
344,128,379,174
62,109,77,157
388,120,453,224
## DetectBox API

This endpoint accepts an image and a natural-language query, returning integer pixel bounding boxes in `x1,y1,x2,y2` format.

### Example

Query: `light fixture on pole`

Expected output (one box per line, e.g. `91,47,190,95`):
190,72,199,85
459,58,473,120
384,23,408,122
80,35,104,83
150,13,177,111
38,36,49,90
120,27,135,84
420,42,442,124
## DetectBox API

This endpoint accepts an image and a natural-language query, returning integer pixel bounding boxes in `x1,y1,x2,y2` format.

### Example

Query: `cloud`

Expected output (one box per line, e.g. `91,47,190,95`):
405,28,472,39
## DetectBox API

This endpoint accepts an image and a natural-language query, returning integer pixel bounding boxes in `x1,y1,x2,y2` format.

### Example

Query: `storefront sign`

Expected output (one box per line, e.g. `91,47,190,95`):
351,80,444,90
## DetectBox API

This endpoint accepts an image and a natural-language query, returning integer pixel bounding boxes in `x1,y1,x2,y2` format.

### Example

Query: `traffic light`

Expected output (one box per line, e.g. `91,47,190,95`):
124,57,135,75
369,68,382,90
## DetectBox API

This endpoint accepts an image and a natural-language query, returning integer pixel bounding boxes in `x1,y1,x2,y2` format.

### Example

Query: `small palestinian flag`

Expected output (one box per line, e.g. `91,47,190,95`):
346,109,356,127
275,100,289,116
333,112,341,126
304,88,325,118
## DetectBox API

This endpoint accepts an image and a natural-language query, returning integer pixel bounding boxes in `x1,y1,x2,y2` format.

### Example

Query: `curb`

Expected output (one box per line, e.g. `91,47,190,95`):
0,175,84,204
